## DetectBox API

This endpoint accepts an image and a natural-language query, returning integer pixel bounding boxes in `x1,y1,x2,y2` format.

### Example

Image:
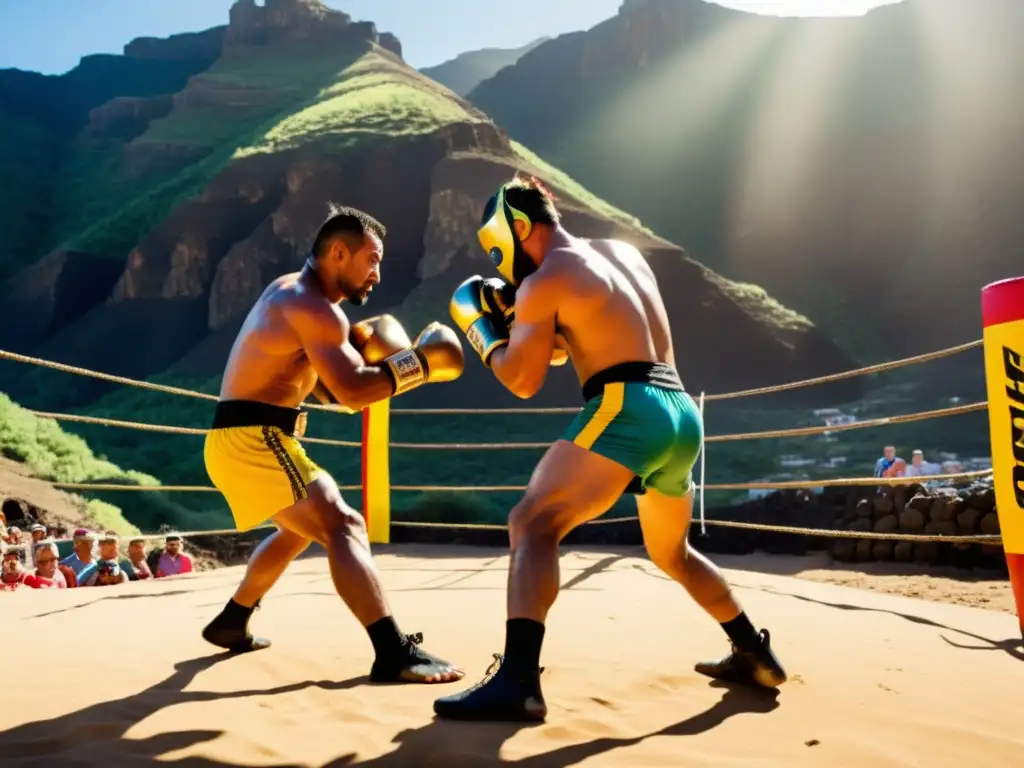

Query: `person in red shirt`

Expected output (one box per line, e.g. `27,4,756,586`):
26,541,67,589
1,545,25,590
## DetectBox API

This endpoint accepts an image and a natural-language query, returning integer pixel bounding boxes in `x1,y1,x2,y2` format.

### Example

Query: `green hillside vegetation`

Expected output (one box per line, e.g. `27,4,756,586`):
33,45,483,270
0,392,148,536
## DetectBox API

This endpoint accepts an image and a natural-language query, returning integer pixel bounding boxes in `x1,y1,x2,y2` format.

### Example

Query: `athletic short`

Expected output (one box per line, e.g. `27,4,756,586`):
204,400,323,532
561,362,703,497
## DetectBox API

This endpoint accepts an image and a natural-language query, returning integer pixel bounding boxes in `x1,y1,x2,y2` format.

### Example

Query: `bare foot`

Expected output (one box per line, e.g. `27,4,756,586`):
369,632,465,684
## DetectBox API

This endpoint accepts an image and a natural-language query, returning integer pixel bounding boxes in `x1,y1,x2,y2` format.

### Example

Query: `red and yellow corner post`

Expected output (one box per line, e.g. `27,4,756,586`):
981,277,1024,637
361,399,391,544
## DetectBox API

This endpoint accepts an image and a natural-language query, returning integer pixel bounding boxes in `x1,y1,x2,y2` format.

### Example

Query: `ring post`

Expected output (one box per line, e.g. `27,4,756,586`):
981,276,1024,638
362,399,392,544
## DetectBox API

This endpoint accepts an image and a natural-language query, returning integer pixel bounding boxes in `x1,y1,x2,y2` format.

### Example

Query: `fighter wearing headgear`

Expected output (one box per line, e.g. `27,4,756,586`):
438,175,787,721
201,204,466,685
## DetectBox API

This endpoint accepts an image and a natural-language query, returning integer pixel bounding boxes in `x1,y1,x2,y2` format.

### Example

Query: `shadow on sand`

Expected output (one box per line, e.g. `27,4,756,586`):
0,652,779,767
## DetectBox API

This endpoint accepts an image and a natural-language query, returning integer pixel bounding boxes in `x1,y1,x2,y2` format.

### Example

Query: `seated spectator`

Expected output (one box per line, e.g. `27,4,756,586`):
29,524,47,544
3,525,22,546
60,529,97,579
126,538,153,580
874,445,906,478
97,532,137,581
906,449,942,478
80,559,130,587
1,545,27,590
155,534,193,578
46,525,59,540
22,541,67,589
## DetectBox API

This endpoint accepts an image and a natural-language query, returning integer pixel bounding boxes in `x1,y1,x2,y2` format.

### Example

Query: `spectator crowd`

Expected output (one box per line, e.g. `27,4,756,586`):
874,445,944,480
1,523,193,591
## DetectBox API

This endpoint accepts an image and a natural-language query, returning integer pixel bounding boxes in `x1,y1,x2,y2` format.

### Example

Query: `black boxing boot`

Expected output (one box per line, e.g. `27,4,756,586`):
694,628,787,688
433,618,548,722
366,616,463,684
433,654,547,722
202,598,271,653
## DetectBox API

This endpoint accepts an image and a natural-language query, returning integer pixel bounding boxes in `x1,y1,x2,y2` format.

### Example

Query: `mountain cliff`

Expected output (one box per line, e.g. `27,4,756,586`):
0,0,861,528
469,0,1024,360
420,38,549,96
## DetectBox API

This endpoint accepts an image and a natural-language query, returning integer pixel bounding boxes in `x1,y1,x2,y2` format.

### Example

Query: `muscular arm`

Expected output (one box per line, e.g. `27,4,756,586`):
490,270,560,399
288,302,395,411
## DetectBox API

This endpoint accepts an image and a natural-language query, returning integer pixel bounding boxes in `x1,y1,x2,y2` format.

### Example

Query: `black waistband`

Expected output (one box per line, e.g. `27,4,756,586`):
211,400,304,436
581,362,683,403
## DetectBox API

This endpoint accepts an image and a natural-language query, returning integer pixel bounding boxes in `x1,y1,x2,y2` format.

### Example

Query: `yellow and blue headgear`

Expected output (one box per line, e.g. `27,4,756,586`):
477,184,536,286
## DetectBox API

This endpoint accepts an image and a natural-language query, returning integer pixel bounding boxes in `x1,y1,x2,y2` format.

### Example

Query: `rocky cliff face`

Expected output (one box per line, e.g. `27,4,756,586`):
469,0,1024,360
225,0,401,57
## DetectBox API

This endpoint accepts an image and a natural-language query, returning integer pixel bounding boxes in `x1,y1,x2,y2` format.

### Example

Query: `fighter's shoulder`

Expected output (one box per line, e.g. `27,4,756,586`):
276,280,347,335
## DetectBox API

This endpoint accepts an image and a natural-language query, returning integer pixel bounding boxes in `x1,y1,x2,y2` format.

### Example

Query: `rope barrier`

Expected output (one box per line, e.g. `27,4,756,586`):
390,518,1001,544
28,411,361,448
384,401,987,449
0,349,337,412
2,342,998,553
51,469,991,495
390,339,983,414
28,399,986,449
2,339,981,414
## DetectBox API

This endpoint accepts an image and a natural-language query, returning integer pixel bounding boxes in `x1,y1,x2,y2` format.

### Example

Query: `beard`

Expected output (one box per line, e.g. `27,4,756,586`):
339,276,373,306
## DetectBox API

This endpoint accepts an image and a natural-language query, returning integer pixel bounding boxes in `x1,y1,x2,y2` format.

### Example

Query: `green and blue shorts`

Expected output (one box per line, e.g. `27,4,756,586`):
561,362,703,496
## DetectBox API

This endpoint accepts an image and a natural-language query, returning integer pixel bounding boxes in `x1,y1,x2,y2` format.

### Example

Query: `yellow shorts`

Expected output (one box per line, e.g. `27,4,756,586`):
204,425,323,532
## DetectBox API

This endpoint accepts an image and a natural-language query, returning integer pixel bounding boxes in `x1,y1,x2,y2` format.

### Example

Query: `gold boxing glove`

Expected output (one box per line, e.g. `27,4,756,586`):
379,322,465,396
350,315,413,364
449,275,512,367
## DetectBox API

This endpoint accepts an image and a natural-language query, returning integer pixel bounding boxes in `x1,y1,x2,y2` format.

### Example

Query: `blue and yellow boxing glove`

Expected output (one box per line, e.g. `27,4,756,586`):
449,275,513,367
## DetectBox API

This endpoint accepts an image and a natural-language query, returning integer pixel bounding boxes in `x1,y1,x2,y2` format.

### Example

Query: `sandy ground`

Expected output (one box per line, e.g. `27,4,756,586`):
2,545,1022,767
711,550,1017,614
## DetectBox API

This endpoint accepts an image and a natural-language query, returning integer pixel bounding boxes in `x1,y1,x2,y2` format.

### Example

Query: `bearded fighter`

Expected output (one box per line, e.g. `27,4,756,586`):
435,177,787,720
201,205,466,684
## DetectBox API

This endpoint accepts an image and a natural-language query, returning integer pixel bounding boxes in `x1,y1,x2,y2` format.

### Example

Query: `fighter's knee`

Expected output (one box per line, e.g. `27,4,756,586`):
316,502,367,542
509,497,566,548
645,536,688,580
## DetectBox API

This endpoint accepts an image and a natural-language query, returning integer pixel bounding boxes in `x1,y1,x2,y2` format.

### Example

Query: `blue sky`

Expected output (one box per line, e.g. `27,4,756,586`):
0,0,900,76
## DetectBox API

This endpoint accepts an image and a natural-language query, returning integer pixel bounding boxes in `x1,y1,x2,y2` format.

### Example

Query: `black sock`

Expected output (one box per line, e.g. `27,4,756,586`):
366,616,405,657
721,612,761,652
503,618,545,673
221,598,256,626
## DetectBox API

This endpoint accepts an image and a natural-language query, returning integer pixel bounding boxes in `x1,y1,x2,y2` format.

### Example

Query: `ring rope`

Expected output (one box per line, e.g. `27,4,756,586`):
388,518,1000,544
1,339,980,413
390,339,984,413
50,470,991,495
385,401,985,448
12,518,1000,547
0,349,337,411
28,399,985,449
27,411,361,448
3,344,997,549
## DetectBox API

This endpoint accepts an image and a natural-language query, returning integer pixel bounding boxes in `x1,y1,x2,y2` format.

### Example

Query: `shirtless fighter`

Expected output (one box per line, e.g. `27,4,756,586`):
201,205,466,684
435,176,787,720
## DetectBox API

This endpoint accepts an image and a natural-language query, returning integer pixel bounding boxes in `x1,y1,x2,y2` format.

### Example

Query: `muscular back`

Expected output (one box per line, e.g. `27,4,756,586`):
219,273,326,407
541,238,675,385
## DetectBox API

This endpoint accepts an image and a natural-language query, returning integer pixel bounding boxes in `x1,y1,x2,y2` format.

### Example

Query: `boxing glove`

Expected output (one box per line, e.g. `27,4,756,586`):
350,315,413,365
480,277,516,325
380,322,465,396
449,275,512,367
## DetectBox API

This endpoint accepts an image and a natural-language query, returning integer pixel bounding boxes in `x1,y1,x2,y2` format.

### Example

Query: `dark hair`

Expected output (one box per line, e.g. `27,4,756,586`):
503,174,559,226
311,204,386,259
